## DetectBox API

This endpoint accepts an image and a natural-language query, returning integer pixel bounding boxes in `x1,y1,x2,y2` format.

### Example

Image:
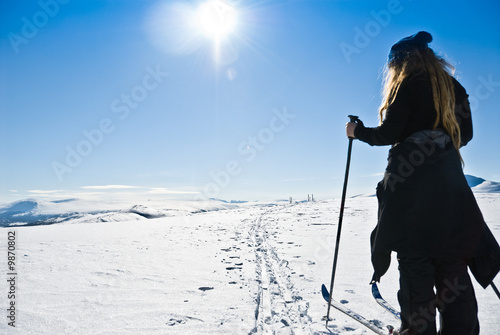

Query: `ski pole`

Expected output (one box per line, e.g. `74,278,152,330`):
491,282,500,300
324,115,359,327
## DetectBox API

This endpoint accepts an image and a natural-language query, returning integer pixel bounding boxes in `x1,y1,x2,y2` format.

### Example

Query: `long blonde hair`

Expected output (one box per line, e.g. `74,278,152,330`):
379,48,462,162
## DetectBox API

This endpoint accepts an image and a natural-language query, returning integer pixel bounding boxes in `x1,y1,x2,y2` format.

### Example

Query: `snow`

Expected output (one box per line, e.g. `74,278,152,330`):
465,174,500,193
0,198,282,227
472,181,500,193
0,192,499,334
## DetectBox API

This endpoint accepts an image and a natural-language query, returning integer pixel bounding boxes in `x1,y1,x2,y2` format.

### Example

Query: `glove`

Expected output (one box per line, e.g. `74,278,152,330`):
354,118,364,127
347,118,365,140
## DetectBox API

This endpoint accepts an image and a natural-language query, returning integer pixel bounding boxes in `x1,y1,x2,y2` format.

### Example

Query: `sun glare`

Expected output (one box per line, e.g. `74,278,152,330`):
196,0,237,41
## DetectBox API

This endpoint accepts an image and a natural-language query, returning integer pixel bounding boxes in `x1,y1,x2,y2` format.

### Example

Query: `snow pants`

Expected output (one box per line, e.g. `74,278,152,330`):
397,257,479,335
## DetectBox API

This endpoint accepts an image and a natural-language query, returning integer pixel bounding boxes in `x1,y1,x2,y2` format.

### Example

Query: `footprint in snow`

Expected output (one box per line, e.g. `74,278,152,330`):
226,266,242,270
281,319,290,326
166,318,186,326
166,316,204,326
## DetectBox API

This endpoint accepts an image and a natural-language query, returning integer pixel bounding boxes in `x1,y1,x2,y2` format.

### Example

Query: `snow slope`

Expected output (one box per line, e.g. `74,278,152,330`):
0,193,499,334
472,181,500,193
466,174,500,193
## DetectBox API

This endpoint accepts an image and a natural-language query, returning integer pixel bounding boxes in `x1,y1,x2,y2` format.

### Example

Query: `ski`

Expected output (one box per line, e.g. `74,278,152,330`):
371,283,401,321
321,284,395,335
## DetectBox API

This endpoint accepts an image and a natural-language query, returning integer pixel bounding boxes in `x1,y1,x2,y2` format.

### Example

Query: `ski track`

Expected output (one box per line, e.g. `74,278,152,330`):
249,206,313,335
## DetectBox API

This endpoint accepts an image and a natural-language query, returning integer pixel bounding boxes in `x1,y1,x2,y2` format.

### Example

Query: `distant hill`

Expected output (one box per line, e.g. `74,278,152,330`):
465,175,486,188
0,198,278,227
465,175,500,193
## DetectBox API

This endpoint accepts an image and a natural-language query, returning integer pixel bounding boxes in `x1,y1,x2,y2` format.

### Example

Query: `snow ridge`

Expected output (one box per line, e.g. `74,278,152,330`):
0,198,237,227
0,198,288,227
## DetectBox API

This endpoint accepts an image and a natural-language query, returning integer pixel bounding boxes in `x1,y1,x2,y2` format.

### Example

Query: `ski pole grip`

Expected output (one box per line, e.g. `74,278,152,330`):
348,115,359,123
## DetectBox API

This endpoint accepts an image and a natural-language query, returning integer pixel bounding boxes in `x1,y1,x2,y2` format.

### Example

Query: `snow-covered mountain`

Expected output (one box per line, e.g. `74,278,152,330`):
0,198,284,227
0,198,219,227
466,175,486,187
466,175,500,193
0,199,74,227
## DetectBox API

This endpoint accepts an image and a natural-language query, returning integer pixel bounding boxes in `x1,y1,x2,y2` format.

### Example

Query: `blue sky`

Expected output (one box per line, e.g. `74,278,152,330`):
1,0,499,203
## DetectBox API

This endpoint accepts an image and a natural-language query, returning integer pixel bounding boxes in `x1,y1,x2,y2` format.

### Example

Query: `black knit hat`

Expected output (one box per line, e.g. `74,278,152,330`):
388,31,433,65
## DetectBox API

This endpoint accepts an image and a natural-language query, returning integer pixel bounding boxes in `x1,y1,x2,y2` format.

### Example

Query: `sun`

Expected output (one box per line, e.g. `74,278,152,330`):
196,0,237,41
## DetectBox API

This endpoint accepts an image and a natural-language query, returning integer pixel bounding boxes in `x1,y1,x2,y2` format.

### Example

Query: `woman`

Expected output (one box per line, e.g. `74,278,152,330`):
346,31,500,335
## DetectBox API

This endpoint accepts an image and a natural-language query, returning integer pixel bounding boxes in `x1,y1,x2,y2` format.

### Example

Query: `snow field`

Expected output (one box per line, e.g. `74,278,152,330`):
0,194,498,334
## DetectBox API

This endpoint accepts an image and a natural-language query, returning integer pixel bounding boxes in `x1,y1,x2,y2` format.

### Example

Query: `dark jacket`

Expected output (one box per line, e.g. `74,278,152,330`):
355,72,500,287
355,72,473,146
